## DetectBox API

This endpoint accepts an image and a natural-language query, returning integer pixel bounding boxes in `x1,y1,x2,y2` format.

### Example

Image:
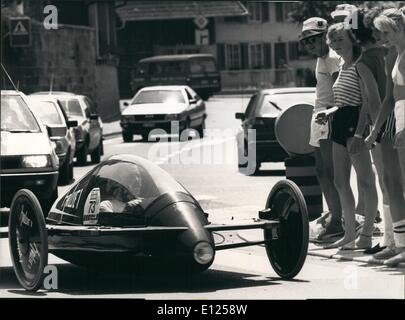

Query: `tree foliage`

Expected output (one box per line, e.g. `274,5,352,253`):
288,1,403,24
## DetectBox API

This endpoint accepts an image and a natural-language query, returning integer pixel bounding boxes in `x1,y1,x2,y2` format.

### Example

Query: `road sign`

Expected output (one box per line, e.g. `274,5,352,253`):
193,15,208,29
195,29,209,45
9,17,31,47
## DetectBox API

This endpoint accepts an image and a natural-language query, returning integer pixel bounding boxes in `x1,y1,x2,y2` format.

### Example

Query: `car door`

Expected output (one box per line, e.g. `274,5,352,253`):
82,97,101,151
185,87,205,126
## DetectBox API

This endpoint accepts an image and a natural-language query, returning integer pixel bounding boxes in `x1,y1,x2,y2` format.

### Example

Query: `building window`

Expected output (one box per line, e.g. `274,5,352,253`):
249,43,263,68
275,3,296,22
226,44,241,70
247,2,261,22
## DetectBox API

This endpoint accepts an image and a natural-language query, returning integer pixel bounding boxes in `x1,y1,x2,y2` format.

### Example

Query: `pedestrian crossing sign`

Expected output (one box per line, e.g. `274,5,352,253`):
9,17,31,47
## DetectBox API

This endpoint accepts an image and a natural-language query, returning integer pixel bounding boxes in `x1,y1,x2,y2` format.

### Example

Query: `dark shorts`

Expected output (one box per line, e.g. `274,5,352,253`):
331,106,360,147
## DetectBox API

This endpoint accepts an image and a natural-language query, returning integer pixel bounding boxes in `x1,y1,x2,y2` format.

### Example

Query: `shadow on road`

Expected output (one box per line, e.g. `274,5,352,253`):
1,261,290,296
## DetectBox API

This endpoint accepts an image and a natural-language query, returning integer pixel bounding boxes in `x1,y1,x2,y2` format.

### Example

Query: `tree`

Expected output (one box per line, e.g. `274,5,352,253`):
288,1,403,24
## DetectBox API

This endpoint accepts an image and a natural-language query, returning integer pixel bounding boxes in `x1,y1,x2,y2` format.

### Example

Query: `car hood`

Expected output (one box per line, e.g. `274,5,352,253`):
1,131,52,156
122,103,188,115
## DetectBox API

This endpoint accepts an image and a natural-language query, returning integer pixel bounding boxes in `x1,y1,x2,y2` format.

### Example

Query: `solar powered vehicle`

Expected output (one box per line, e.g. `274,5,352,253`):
6,154,309,291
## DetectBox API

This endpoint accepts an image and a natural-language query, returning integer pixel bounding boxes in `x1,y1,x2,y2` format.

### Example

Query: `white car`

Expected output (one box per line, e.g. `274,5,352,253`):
1,90,59,213
120,85,206,142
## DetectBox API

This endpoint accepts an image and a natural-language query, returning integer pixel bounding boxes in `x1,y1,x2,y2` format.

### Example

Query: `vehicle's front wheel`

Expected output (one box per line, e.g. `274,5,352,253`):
122,130,133,142
91,140,102,163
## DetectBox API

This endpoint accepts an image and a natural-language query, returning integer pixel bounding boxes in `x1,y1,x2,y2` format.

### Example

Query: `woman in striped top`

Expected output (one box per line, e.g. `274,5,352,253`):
322,23,378,250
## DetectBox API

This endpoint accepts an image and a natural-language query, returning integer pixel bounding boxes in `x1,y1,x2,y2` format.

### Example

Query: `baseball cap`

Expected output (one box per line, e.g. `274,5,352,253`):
331,4,358,20
299,17,328,40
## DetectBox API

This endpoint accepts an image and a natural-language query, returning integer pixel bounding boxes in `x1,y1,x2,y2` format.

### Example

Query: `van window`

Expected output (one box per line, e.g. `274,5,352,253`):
150,61,187,76
190,58,217,74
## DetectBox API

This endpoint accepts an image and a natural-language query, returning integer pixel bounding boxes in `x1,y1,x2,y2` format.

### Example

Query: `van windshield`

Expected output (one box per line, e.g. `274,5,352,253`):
132,90,185,104
149,61,187,76
190,58,216,74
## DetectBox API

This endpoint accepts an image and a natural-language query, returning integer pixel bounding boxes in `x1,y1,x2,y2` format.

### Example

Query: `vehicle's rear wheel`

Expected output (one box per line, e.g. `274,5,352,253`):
59,156,71,185
142,133,149,141
76,142,87,165
197,119,205,138
91,140,102,164
122,130,133,142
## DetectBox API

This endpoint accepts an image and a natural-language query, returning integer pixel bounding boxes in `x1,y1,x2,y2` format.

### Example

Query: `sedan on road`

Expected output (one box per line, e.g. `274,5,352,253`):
120,85,206,142
27,96,77,185
235,87,316,174
31,92,103,165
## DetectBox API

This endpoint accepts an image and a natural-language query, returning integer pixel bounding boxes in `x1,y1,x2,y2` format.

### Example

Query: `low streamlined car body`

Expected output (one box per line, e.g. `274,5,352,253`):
6,154,309,291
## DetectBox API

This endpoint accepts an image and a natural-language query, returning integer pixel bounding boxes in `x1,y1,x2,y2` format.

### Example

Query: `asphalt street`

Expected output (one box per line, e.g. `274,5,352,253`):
0,95,404,299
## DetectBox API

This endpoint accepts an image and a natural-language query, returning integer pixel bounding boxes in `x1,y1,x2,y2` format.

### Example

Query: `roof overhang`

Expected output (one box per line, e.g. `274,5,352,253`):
116,1,248,22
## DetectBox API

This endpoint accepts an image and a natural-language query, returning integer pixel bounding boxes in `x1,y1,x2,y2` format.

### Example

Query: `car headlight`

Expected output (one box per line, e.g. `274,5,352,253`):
193,241,214,265
165,114,179,121
22,155,51,168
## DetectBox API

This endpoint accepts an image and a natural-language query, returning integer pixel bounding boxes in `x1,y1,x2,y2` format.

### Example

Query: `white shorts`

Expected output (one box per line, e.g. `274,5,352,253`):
309,109,330,147
394,99,405,149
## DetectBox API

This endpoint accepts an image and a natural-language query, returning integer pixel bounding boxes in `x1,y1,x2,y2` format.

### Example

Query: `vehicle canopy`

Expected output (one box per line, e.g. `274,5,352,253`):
48,154,198,225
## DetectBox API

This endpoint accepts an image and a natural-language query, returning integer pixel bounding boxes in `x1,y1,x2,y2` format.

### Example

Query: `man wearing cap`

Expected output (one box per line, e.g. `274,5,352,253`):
299,17,343,240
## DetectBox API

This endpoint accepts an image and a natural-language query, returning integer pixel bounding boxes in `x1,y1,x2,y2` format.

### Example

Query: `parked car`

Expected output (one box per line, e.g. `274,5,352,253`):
131,54,221,100
120,85,206,142
31,92,103,165
235,87,316,174
0,90,59,214
27,96,77,185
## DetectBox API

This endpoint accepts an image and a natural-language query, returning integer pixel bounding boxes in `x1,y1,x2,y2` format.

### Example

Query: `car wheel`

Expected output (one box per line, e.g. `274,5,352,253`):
122,130,133,143
142,133,149,141
76,142,87,165
59,156,71,186
180,119,192,141
91,141,101,164
197,119,205,138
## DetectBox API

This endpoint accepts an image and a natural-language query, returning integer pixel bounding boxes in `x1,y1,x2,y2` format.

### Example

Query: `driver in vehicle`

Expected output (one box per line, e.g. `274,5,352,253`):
99,167,144,214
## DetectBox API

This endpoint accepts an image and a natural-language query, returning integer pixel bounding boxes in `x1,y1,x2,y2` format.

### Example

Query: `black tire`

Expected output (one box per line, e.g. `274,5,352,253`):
197,119,205,138
8,189,48,292
180,119,192,141
122,130,133,143
91,141,102,164
263,179,309,279
59,152,71,185
76,143,87,165
142,133,149,141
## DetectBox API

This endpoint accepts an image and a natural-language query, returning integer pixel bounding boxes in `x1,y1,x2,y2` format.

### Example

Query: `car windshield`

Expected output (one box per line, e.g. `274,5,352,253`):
132,90,185,104
28,100,64,126
59,98,83,117
190,59,217,74
1,95,41,132
260,92,315,114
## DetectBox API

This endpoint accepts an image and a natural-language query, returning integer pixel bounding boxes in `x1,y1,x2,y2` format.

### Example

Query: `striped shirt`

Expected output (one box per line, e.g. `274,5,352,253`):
333,65,362,107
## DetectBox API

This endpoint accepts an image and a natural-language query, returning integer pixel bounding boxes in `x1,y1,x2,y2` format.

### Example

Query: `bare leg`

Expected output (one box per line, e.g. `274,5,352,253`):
317,139,342,223
324,142,356,249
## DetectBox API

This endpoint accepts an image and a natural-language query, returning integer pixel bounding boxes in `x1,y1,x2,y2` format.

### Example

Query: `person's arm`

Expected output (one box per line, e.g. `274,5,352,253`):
356,62,382,123
365,54,396,148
